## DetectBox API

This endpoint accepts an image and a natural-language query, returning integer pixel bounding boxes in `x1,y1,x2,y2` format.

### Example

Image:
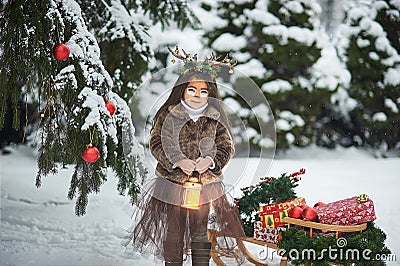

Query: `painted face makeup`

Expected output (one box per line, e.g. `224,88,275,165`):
186,87,209,98
183,79,209,109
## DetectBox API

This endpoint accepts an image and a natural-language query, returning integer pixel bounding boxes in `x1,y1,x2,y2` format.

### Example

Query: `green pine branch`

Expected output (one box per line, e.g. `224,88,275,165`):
235,169,302,236
278,222,391,266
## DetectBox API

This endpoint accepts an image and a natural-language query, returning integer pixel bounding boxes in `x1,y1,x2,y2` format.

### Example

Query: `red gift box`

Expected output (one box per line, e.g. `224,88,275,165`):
258,197,306,228
315,195,376,226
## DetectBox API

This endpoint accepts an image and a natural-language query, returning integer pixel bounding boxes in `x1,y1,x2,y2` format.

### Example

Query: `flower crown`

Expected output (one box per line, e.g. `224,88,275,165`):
168,46,237,78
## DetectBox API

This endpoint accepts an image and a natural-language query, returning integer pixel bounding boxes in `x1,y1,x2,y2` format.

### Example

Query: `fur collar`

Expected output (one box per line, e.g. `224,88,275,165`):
167,102,220,121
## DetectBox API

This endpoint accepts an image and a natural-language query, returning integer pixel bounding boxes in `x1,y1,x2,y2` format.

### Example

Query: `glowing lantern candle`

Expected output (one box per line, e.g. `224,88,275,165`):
182,173,202,210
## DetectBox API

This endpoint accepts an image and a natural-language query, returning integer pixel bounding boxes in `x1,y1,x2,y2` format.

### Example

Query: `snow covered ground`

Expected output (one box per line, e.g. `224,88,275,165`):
1,145,399,265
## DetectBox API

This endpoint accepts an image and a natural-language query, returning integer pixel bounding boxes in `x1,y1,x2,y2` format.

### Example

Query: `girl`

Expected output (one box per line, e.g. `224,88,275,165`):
124,51,245,265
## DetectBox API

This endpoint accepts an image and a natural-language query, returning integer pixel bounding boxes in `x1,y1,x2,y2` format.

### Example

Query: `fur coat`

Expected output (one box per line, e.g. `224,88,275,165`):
149,102,234,185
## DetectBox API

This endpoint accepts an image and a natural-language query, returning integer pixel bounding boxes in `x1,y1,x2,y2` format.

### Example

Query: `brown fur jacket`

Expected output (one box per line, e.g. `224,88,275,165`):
149,103,234,185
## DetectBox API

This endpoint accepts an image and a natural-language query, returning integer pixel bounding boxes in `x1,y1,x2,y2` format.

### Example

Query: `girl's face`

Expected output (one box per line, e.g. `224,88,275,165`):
183,79,209,109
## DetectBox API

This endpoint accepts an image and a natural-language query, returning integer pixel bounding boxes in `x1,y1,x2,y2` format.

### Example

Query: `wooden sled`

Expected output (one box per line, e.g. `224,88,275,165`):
282,217,367,237
208,218,367,266
208,229,288,266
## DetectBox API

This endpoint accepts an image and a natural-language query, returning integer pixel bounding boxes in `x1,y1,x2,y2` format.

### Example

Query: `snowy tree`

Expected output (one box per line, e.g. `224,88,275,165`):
0,0,196,215
76,0,199,100
335,0,400,153
318,0,344,35
203,0,343,150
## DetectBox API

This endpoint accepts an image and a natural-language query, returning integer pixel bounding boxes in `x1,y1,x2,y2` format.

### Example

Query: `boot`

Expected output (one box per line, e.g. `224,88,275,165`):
191,241,211,266
163,241,183,266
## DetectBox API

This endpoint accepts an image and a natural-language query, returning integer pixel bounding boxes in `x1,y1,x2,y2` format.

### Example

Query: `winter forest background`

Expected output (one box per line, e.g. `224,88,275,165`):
0,0,399,263
1,0,399,214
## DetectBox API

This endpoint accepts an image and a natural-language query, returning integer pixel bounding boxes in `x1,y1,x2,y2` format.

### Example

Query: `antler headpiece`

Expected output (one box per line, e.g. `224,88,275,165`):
168,46,237,78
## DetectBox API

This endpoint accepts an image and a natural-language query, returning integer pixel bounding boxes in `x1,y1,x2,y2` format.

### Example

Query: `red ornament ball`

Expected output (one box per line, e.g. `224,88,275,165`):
299,204,308,210
302,206,318,221
289,206,303,219
53,43,70,61
106,101,116,116
314,202,325,208
82,144,100,163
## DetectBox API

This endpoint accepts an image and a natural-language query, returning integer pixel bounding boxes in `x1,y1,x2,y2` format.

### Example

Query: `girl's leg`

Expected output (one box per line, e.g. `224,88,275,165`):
164,204,186,265
189,203,211,265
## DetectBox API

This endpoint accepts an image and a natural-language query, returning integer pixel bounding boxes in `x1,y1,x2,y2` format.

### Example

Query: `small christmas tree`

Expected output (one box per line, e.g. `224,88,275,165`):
235,168,304,236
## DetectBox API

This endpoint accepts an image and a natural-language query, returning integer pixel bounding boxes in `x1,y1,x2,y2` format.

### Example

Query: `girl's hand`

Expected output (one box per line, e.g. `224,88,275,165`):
195,157,212,174
175,159,196,176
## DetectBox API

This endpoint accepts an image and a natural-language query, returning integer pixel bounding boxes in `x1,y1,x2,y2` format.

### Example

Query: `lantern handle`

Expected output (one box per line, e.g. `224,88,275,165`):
190,170,202,184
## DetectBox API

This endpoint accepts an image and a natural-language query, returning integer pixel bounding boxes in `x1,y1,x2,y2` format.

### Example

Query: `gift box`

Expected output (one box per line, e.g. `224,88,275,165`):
315,195,376,226
258,197,306,228
253,221,283,243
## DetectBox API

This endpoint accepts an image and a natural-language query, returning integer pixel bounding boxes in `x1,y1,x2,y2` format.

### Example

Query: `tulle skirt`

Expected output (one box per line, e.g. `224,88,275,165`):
123,175,247,264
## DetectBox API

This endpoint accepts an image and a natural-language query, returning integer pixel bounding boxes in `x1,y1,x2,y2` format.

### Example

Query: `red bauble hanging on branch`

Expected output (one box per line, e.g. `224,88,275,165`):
82,144,100,163
53,43,70,61
105,101,116,116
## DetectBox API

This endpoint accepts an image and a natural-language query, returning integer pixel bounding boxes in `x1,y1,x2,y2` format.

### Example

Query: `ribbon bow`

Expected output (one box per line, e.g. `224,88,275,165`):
357,194,369,203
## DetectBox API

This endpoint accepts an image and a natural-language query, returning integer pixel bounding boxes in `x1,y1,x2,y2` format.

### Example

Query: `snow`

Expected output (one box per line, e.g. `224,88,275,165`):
359,17,378,35
330,87,358,117
1,145,399,265
372,112,387,122
261,79,292,94
262,25,316,46
385,98,399,113
233,14,248,28
276,111,305,131
258,137,275,149
357,37,370,48
337,0,400,69
252,103,271,123
346,3,370,23
375,0,390,10
263,43,274,53
244,8,280,25
231,51,252,62
232,0,253,4
276,119,292,131
55,65,78,90
211,33,248,51
284,1,304,14
2,0,400,264
98,0,149,53
217,0,253,4
223,98,251,117
145,25,204,64
391,0,400,9
369,51,380,60
311,43,351,90
235,59,267,79
79,88,109,131
285,132,295,144
191,4,227,31
102,0,138,41
384,67,400,86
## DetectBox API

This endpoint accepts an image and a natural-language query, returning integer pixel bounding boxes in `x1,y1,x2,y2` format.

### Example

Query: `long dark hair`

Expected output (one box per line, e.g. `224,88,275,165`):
152,70,231,133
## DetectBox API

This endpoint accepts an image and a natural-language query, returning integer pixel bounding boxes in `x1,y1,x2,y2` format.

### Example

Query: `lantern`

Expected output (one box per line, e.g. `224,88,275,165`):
182,172,202,210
